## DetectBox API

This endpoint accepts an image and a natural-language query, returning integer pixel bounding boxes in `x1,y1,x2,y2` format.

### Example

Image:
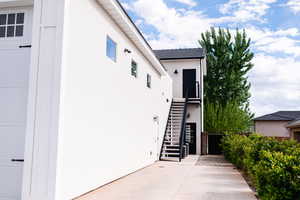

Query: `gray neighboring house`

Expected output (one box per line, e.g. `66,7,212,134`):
254,111,300,142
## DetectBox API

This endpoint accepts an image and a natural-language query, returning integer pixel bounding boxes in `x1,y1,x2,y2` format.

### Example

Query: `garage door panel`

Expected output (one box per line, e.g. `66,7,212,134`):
0,127,25,159
0,49,30,87
0,88,28,123
0,165,23,200
0,7,32,200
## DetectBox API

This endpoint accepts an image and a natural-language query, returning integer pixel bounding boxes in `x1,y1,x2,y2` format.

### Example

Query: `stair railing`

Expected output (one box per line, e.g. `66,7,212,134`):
159,100,173,161
179,90,189,162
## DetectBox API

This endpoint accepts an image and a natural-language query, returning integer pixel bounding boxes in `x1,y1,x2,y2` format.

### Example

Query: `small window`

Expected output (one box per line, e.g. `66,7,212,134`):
131,60,138,78
0,12,25,38
106,36,117,62
147,74,151,88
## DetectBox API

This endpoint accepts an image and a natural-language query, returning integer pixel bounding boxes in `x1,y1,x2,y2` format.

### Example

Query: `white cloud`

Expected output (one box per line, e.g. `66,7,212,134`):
131,0,212,49
173,0,197,7
286,0,300,14
219,0,277,22
121,2,133,11
249,54,300,116
245,27,300,58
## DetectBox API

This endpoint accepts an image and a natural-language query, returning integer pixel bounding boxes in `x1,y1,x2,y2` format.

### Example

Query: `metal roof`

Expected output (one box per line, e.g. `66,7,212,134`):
254,111,300,121
154,48,205,60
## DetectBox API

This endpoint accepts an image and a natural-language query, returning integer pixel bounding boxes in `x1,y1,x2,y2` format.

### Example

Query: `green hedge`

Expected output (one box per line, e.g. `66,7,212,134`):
221,133,300,200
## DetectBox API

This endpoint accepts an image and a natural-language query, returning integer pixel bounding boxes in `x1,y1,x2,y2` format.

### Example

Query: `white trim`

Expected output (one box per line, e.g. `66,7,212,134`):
21,1,41,199
22,0,65,199
0,0,33,8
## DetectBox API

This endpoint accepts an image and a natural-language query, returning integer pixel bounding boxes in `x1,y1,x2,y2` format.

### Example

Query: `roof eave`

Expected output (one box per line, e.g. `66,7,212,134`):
254,120,291,121
159,56,205,60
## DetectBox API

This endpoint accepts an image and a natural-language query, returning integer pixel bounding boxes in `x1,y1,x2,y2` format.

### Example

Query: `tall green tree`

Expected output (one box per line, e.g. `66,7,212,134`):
200,27,254,133
199,27,254,106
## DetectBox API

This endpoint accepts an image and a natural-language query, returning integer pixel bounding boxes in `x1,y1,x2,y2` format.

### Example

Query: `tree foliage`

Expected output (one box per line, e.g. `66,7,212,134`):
199,27,254,133
200,27,254,106
204,101,253,134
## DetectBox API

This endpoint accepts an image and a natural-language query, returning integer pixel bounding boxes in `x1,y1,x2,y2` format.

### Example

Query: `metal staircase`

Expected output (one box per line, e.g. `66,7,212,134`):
160,97,189,162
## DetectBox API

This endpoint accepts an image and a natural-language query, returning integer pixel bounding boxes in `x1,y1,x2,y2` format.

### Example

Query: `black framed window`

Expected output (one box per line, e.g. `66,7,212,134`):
0,13,25,38
131,60,138,78
106,36,117,62
147,74,151,88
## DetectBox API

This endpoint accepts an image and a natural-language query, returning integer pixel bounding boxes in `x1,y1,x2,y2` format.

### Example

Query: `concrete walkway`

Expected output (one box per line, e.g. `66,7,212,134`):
78,155,257,200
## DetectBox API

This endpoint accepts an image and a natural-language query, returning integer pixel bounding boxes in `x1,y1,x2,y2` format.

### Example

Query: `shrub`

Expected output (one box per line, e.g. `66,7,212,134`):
254,151,300,200
222,133,300,200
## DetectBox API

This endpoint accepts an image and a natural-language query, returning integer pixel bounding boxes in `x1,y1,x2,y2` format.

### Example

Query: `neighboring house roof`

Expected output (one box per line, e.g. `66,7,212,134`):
287,118,300,128
254,111,300,121
97,0,167,75
153,48,205,60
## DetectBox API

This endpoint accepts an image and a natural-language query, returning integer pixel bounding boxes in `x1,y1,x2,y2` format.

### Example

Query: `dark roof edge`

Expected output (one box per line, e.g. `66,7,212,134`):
254,112,299,121
115,0,152,50
254,119,291,121
115,0,167,71
159,56,205,60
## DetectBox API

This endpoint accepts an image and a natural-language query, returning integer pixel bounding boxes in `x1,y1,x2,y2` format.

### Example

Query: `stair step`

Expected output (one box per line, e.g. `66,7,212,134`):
161,152,180,156
164,141,180,144
163,148,180,151
164,144,179,148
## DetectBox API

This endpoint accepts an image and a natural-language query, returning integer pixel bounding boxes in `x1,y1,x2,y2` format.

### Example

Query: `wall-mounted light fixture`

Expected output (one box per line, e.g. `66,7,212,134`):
187,113,190,119
153,115,159,122
174,69,178,74
124,48,132,54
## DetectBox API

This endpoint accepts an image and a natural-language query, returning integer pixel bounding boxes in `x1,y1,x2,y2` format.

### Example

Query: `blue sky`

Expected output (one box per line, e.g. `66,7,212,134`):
120,0,300,117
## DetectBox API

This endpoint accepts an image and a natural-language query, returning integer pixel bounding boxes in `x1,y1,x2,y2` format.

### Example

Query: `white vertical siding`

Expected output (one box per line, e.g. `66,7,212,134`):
22,0,65,199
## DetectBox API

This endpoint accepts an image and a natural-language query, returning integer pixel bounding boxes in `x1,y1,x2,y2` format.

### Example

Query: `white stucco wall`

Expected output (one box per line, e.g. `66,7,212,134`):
55,1,172,199
255,121,291,137
161,59,201,98
161,59,202,154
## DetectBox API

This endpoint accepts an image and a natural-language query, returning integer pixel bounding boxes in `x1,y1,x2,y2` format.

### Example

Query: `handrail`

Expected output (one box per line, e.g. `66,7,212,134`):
159,100,173,161
179,90,189,162
196,81,200,99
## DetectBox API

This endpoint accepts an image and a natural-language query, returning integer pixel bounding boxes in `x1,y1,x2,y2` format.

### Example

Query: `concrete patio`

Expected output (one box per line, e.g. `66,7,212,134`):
77,155,257,200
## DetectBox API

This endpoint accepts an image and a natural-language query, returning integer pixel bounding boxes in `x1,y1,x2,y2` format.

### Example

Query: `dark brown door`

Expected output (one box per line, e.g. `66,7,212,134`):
183,69,196,98
187,123,197,154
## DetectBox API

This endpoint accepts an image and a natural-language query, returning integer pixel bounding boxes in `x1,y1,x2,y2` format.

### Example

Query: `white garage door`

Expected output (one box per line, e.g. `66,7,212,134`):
0,7,32,200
